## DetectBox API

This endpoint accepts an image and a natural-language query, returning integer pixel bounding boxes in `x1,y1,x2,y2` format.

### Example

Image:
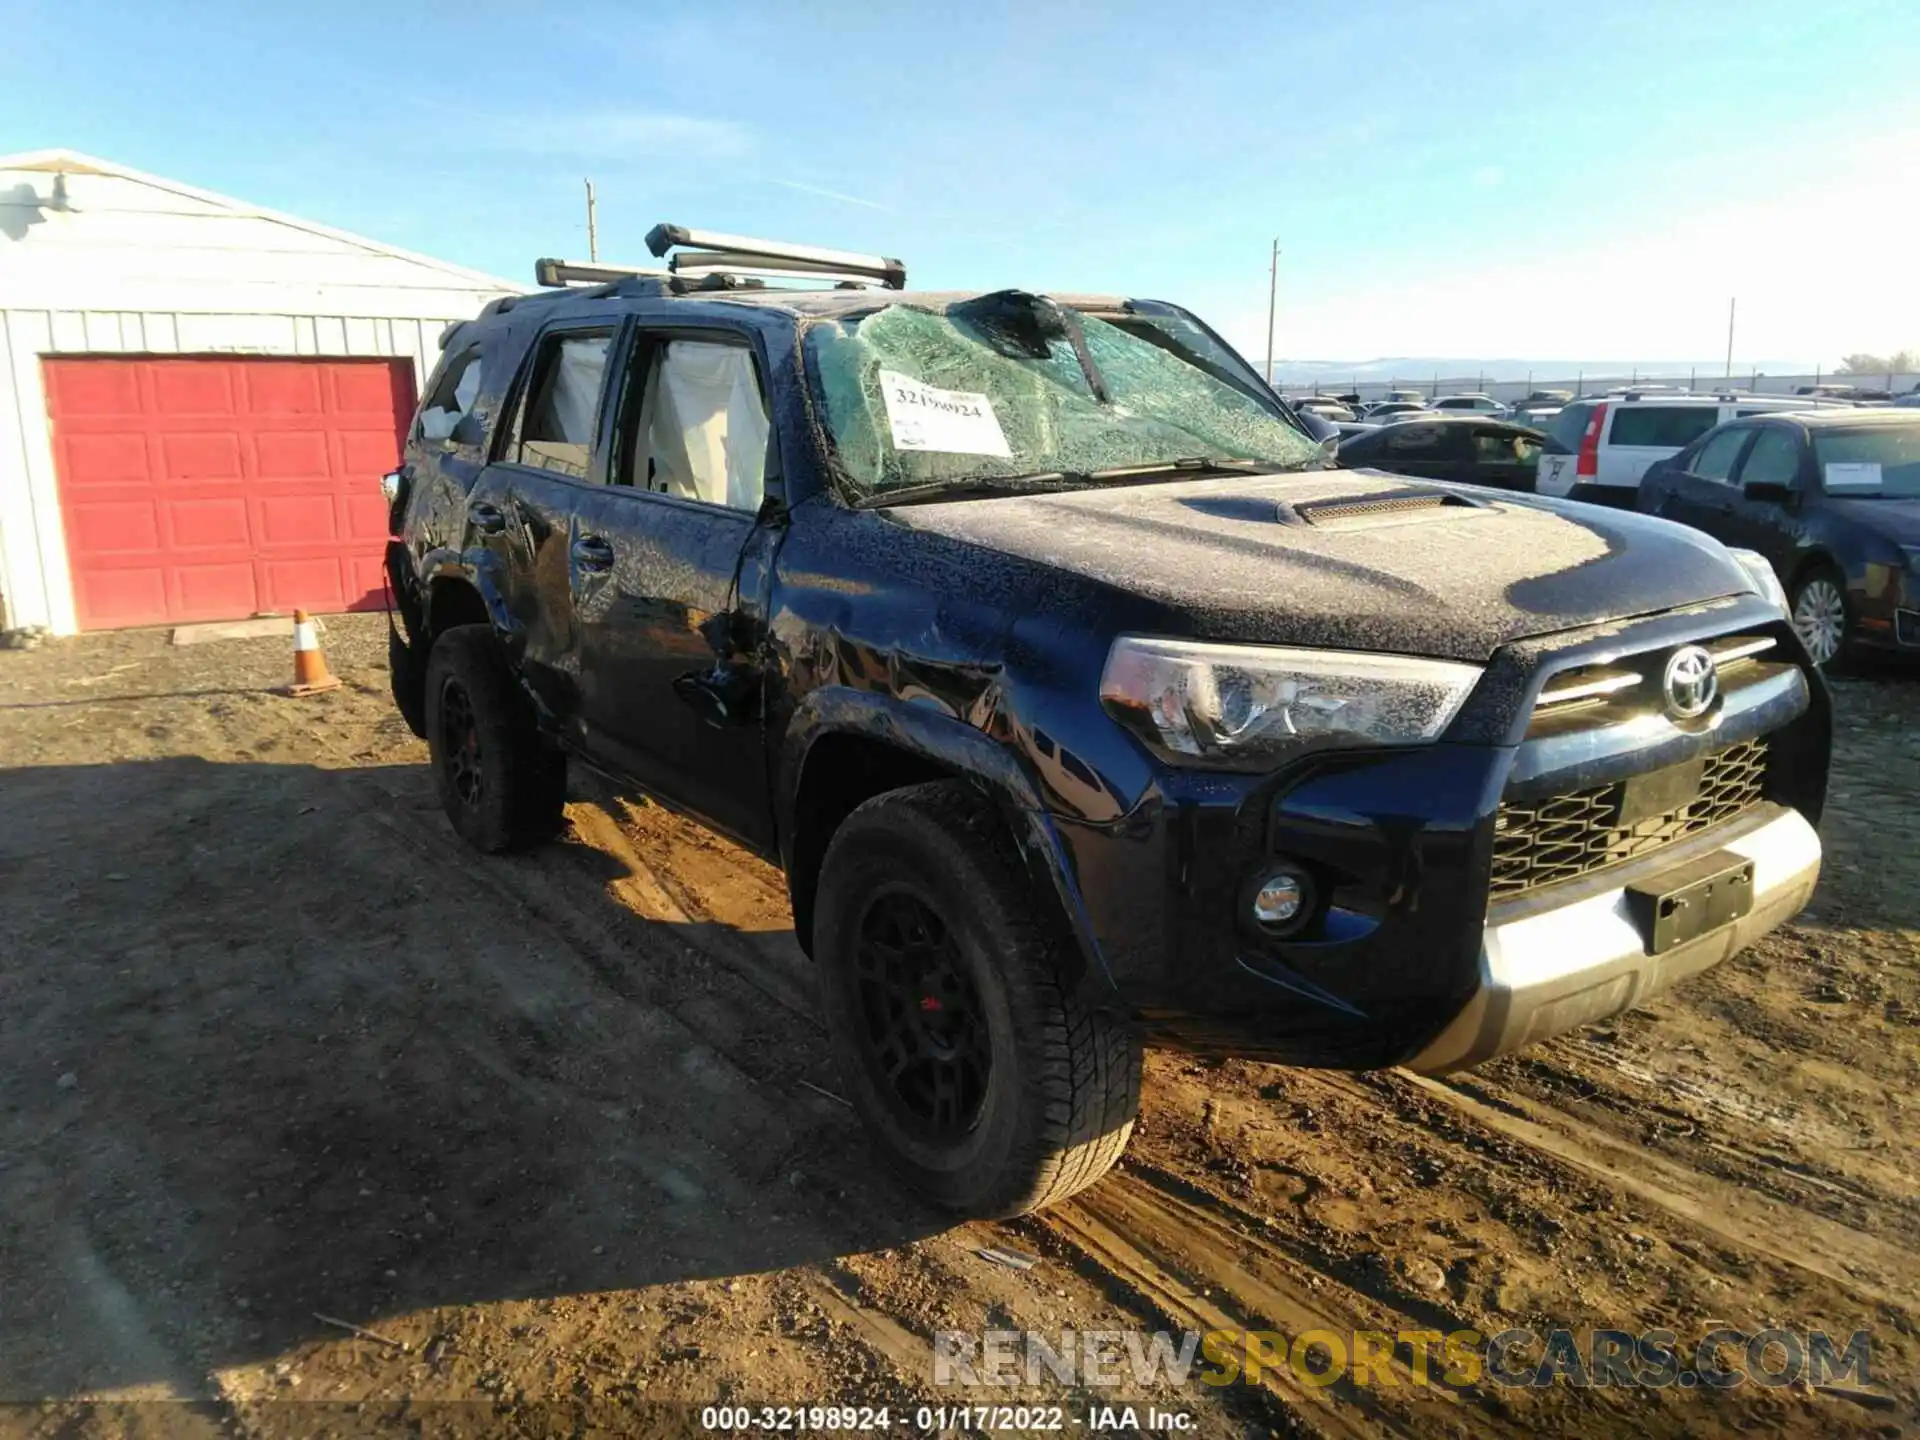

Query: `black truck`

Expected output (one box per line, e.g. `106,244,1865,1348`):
383,225,1830,1217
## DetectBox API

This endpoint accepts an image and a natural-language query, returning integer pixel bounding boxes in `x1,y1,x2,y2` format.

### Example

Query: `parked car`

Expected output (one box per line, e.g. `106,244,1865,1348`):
1334,417,1546,492
1433,393,1511,417
1384,388,1426,403
1794,383,1890,401
1896,392,1920,409
384,225,1830,1218
1536,393,1830,507
1639,410,1920,666
1293,397,1357,423
1509,389,1572,425
1359,400,1430,422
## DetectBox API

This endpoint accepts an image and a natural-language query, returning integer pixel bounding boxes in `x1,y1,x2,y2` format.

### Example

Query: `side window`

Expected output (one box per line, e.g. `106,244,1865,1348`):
503,331,613,479
1692,428,1752,482
1738,428,1802,488
1472,430,1525,464
417,346,483,442
615,337,770,511
1386,423,1446,457
1608,405,1720,449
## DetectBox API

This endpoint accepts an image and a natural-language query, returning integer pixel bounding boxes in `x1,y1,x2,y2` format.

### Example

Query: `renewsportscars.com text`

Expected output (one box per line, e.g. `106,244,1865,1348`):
932,1327,1873,1391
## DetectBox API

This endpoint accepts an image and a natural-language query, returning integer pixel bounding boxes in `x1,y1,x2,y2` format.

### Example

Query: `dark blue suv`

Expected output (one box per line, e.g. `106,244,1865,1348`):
384,226,1831,1216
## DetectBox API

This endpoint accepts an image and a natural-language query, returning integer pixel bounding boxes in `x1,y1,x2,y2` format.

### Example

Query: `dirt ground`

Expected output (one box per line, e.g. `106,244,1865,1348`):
0,612,1914,1438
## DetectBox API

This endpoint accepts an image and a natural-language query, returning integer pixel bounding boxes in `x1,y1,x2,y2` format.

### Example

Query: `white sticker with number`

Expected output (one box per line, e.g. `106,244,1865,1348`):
879,370,1011,457
1824,461,1883,490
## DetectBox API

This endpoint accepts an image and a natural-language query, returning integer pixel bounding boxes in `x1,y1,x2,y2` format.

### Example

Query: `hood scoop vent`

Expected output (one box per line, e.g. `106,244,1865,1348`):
1282,490,1486,529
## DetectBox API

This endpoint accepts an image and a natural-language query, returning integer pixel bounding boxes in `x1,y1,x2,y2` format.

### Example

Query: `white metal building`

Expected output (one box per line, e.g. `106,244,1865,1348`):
0,149,519,634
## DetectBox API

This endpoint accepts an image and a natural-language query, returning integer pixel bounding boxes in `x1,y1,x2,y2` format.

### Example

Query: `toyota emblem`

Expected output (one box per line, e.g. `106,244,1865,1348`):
1663,645,1718,719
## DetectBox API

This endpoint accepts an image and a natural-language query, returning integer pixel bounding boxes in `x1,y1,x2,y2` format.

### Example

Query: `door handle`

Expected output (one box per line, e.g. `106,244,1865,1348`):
571,534,615,572
467,501,507,535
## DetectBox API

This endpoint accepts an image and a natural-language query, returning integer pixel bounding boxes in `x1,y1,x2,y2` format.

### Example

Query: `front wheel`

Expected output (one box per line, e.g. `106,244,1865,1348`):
814,781,1143,1217
1790,567,1850,669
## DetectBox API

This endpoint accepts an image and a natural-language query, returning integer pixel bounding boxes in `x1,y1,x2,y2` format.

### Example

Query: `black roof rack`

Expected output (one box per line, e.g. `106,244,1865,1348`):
533,258,671,288
646,222,906,290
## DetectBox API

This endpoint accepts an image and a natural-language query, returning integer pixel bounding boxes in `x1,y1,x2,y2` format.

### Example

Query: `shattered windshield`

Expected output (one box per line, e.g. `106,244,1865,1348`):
804,298,1320,501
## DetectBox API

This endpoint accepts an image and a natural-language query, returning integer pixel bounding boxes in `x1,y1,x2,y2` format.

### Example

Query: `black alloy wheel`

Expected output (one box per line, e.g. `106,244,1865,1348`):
853,886,992,1140
439,675,484,809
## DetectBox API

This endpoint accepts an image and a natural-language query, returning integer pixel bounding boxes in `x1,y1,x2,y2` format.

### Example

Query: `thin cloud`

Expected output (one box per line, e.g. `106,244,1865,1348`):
767,177,893,212
491,110,753,163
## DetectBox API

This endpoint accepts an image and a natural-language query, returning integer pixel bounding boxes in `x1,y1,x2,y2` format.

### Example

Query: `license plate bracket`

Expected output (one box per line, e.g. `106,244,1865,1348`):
1624,849,1755,955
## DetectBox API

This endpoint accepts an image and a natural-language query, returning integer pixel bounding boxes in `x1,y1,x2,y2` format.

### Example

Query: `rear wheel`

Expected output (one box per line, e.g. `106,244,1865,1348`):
814,781,1142,1217
389,622,427,738
1790,567,1850,668
424,624,566,852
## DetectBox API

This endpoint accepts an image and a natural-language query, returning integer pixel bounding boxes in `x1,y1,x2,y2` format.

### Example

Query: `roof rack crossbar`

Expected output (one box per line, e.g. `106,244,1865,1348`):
646,223,905,289
669,263,877,289
534,257,671,288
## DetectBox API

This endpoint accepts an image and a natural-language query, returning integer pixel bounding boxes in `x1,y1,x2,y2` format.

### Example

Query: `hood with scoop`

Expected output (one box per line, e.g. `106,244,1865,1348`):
886,469,1758,663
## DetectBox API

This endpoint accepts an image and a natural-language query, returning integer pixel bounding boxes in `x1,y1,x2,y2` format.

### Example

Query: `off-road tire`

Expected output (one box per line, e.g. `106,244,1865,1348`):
424,624,567,853
814,780,1143,1217
389,621,428,738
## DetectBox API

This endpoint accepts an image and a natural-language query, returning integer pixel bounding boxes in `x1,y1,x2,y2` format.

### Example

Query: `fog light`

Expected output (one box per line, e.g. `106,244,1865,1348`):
1247,864,1315,936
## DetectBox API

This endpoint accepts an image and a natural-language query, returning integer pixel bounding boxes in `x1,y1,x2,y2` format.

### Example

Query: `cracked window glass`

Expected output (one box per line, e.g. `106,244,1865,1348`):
807,302,1318,500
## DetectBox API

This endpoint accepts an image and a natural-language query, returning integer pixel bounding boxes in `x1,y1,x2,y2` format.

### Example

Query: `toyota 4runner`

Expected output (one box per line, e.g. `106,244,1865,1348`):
383,225,1830,1218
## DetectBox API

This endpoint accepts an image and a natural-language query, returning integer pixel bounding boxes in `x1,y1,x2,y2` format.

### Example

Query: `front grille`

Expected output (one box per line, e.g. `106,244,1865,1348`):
1490,737,1770,899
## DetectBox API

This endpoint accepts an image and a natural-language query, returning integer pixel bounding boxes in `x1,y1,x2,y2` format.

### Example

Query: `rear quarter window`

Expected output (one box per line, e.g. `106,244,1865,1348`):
1607,405,1720,449
1543,402,1593,453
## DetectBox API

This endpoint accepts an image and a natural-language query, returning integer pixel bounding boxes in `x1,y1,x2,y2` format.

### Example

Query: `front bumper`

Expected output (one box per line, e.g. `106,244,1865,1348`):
1404,803,1820,1072
1043,597,1830,1069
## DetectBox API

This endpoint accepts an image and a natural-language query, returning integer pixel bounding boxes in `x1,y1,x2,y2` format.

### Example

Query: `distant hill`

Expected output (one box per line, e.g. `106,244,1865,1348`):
1268,357,1816,385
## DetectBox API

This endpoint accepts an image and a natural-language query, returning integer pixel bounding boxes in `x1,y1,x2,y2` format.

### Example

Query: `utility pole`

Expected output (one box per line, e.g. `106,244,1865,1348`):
1264,238,1280,388
584,179,599,263
1724,297,1736,381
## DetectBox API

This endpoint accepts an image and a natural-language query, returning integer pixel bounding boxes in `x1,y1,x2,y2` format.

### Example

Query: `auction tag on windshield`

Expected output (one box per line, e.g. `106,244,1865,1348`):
1824,461,1883,490
879,370,1011,457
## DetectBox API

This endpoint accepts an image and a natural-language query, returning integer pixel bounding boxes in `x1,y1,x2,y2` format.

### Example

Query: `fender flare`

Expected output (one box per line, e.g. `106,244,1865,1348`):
779,686,1115,995
417,546,519,640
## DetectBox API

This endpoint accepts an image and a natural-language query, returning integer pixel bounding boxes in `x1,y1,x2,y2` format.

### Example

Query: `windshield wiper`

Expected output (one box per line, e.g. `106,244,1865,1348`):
851,472,1086,509
1079,457,1291,481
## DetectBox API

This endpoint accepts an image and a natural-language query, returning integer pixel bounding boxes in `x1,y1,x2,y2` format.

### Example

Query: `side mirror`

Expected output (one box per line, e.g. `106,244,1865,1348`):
1294,408,1341,460
1742,480,1794,504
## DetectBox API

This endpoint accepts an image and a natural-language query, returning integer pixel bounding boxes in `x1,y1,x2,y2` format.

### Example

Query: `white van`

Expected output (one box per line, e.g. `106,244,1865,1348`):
1536,394,1832,505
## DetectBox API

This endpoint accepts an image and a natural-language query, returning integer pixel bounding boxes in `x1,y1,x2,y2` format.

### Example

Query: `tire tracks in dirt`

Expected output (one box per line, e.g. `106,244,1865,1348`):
1386,1070,1920,1314
1030,1159,1576,1439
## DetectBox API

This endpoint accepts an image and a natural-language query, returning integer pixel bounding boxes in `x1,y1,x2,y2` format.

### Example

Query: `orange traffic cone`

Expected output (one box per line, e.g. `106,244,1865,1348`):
285,610,342,696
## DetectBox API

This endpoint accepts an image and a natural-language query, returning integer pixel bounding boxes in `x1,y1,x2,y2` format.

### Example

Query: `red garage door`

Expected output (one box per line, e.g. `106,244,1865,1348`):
45,356,415,630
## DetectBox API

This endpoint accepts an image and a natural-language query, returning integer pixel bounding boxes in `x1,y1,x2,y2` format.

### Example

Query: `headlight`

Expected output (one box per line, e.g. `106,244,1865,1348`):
1726,547,1788,615
1100,636,1481,768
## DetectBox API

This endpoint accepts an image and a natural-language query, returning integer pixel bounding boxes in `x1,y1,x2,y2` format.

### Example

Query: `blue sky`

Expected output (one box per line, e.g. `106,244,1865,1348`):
3,0,1916,366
